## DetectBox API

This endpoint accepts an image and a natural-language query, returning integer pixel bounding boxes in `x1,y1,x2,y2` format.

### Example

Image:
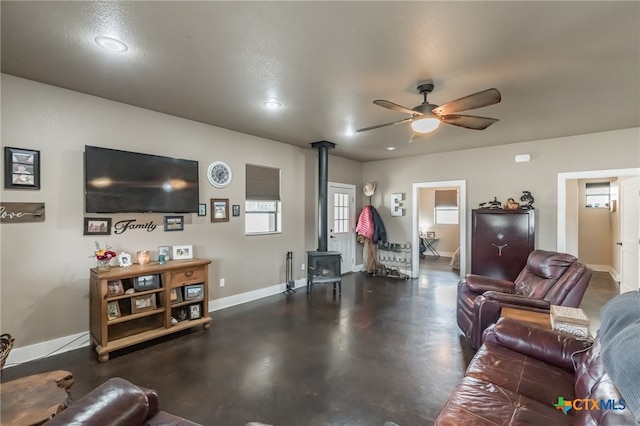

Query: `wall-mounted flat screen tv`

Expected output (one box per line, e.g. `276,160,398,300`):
85,145,199,213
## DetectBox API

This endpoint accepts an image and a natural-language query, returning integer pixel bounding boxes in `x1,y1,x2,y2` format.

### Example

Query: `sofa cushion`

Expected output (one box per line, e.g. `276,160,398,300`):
434,376,569,425
466,342,576,407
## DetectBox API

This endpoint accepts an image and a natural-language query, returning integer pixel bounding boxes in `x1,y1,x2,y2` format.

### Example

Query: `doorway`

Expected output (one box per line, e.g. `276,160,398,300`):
328,182,356,273
557,168,640,293
412,180,467,279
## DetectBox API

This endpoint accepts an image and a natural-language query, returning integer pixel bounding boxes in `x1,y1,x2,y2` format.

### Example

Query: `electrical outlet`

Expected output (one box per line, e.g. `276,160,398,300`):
301,263,305,271
220,278,225,287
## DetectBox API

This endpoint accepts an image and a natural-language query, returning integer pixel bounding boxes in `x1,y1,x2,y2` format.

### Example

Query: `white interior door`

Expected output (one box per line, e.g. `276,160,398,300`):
620,176,639,293
328,182,356,273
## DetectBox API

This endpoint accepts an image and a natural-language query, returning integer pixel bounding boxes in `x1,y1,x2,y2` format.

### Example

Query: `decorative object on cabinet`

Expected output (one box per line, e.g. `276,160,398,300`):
520,190,535,209
0,202,45,223
117,252,132,268
131,294,157,314
232,204,240,216
184,284,204,300
89,258,211,361
504,198,520,209
84,218,112,235
107,280,124,297
211,198,229,222
198,203,206,216
4,146,40,190
136,250,151,265
133,274,160,291
163,215,184,231
173,245,193,260
107,301,121,320
189,304,201,320
170,287,183,304
207,161,232,188
158,246,171,260
471,208,535,281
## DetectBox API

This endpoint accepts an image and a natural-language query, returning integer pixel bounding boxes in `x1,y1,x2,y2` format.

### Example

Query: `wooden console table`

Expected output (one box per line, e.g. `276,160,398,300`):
0,370,74,426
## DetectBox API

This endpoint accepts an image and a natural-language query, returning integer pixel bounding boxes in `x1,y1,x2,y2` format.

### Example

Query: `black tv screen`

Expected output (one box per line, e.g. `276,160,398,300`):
85,145,199,213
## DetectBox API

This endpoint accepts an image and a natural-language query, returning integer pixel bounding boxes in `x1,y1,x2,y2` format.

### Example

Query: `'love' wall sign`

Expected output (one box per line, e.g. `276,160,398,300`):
0,202,45,223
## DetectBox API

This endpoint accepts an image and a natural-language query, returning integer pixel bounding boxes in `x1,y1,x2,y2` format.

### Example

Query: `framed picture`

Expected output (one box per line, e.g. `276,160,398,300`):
426,231,436,238
198,203,207,216
158,246,171,260
131,294,157,314
184,284,204,300
189,304,201,320
4,147,40,190
173,245,193,260
133,274,160,292
107,301,121,320
232,204,240,217
164,215,184,231
174,306,188,321
211,198,229,222
107,280,124,297
83,217,112,235
170,287,184,304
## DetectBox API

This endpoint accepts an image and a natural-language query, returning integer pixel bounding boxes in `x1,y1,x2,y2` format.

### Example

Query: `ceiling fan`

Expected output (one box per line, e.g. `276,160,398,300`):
356,83,501,137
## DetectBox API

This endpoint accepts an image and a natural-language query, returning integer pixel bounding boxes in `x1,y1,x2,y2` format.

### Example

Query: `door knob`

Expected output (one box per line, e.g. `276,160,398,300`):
617,242,623,246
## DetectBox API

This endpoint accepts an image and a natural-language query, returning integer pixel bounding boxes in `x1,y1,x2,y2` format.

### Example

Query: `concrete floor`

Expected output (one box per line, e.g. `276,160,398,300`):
1,259,619,425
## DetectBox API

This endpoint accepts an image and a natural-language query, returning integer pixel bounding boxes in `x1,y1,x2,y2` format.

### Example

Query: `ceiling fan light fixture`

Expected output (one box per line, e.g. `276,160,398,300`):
411,117,440,133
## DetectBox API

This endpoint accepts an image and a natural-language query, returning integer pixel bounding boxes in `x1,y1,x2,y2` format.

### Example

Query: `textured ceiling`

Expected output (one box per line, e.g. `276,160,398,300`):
2,1,639,162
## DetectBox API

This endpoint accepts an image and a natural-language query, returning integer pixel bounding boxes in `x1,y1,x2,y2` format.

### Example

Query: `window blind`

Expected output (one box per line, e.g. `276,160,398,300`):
435,189,458,208
246,164,281,201
585,182,610,194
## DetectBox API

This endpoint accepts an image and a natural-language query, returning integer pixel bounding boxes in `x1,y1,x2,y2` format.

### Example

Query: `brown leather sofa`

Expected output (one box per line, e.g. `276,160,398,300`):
435,318,637,425
457,250,592,348
46,377,202,425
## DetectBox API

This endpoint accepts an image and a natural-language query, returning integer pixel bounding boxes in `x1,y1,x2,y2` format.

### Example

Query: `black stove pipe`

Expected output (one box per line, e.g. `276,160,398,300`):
310,141,335,252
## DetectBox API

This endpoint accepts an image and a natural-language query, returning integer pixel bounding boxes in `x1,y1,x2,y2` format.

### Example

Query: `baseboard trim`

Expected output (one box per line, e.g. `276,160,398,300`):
586,263,610,273
5,331,91,368
5,279,308,367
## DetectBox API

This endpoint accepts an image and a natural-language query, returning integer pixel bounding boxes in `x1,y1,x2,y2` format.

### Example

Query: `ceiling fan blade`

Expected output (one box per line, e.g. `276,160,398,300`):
355,117,412,133
439,114,499,130
373,100,419,115
432,88,501,116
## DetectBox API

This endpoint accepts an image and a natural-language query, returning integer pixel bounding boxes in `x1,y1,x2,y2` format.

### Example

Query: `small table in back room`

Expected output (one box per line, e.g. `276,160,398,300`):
421,237,440,258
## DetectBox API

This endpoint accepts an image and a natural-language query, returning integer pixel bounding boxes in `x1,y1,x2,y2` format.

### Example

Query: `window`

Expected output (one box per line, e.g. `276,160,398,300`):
435,189,459,225
245,164,281,234
585,182,610,208
333,192,350,233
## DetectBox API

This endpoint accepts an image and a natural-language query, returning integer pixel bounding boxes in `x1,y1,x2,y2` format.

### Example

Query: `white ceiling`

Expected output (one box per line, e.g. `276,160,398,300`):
2,1,639,162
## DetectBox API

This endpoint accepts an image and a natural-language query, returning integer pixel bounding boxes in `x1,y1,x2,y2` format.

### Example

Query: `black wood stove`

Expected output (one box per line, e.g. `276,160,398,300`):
307,141,341,295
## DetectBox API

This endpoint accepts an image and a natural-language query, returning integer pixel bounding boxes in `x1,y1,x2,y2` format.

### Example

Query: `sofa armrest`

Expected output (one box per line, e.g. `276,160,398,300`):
482,291,551,310
464,274,515,294
46,377,158,426
483,317,592,370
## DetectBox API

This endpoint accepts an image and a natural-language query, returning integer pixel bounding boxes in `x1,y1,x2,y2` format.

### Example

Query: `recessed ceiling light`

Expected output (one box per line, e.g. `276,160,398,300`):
386,146,397,151
344,129,356,136
262,100,282,109
94,36,128,52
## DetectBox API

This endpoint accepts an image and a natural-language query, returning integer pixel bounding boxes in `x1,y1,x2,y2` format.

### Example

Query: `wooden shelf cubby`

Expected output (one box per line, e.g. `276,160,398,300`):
89,258,211,362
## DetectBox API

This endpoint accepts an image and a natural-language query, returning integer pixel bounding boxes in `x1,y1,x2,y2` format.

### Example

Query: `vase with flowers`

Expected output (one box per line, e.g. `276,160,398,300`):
91,241,117,272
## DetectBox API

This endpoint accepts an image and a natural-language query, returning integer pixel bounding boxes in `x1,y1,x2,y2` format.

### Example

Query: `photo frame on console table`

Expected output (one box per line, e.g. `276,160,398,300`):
173,244,193,260
131,294,157,314
4,147,40,190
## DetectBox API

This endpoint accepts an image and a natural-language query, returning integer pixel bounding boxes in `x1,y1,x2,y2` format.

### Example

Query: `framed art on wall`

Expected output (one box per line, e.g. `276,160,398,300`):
198,203,207,216
4,147,40,190
84,217,112,235
211,198,229,222
164,215,184,231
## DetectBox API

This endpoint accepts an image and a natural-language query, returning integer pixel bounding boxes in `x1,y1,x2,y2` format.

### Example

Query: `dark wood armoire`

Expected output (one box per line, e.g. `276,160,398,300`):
471,208,535,281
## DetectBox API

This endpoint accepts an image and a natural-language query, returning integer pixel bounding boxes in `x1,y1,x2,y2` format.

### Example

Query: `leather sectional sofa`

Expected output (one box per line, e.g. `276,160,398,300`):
46,377,202,425
435,317,638,425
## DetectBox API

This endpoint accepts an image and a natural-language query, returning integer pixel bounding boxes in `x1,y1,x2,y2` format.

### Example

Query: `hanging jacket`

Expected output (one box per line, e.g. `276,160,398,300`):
370,206,387,244
356,205,374,239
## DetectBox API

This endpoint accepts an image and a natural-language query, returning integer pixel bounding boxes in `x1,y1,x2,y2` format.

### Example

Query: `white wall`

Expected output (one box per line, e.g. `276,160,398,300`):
362,127,640,271
0,75,362,353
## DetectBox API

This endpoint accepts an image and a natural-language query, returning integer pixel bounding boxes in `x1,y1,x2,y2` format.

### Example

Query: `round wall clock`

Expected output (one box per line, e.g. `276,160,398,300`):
207,161,232,188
